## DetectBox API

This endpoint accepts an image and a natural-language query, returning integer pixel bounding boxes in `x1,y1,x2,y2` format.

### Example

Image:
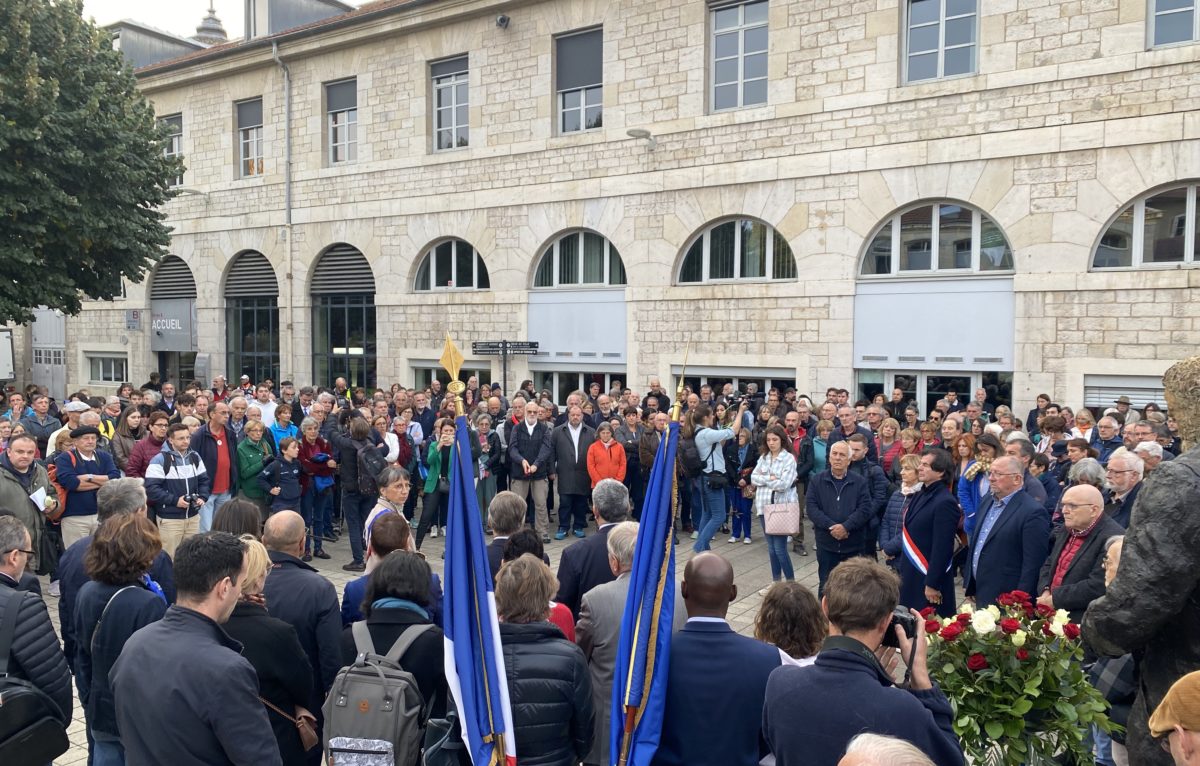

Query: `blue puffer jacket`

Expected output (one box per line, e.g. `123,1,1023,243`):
258,455,303,512
879,486,918,560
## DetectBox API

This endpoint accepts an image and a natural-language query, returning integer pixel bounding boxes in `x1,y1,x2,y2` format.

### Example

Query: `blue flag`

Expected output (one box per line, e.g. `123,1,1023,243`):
610,420,679,766
443,415,517,766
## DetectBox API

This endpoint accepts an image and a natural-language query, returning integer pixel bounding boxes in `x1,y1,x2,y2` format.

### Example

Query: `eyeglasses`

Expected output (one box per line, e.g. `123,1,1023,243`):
1106,467,1135,474
987,471,1020,479
3,549,34,557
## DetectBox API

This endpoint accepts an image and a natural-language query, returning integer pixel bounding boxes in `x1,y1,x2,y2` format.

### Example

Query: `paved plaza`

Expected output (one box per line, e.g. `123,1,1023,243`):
46,515,827,764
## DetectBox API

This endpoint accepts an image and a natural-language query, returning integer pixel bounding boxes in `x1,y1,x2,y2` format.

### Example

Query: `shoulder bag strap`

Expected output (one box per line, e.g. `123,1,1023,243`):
351,619,377,656
0,588,23,675
91,585,139,656
383,623,436,664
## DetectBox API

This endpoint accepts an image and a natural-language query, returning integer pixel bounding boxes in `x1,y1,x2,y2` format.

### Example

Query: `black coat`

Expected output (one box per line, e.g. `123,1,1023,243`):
488,537,550,583
73,581,167,738
262,551,343,711
110,606,283,766
549,423,595,496
1103,481,1142,529
896,482,959,617
338,608,448,717
507,421,554,481
224,601,314,766
0,574,72,720
499,621,593,766
805,471,873,554
1036,514,1124,623
189,422,239,492
555,524,617,619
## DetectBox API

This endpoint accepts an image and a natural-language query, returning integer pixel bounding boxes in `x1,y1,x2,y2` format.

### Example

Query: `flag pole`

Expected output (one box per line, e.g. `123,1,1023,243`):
618,342,689,766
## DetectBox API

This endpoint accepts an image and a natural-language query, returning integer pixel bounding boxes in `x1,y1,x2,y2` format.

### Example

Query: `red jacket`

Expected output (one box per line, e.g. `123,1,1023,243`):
125,435,165,479
587,438,627,486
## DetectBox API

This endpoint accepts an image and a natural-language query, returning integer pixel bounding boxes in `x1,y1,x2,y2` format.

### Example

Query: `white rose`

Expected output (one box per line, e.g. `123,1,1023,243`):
987,605,1002,619
971,610,997,635
1049,621,1065,637
1012,630,1027,648
1054,609,1070,626
942,617,954,627
959,601,975,615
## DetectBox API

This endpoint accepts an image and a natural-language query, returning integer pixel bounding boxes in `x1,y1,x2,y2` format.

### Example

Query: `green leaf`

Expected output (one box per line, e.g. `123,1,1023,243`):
1011,698,1033,716
984,720,1005,740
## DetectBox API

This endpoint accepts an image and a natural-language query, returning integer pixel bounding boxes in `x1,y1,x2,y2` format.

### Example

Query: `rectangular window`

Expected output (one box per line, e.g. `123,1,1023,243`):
1153,0,1198,46
711,0,768,112
431,56,469,151
87,355,128,384
556,29,603,134
236,98,264,177
905,0,977,83
326,78,357,165
161,114,183,187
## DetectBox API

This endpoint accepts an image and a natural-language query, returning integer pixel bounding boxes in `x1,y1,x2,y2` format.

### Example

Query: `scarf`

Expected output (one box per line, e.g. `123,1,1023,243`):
899,482,921,496
239,591,266,608
371,598,429,619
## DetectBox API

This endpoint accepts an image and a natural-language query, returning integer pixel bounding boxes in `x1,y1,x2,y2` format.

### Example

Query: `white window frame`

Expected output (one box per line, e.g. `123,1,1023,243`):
237,99,264,178
432,58,469,152
533,231,626,288
677,219,795,284
161,114,183,187
87,354,128,384
559,85,603,135
414,239,489,291
413,366,490,392
530,371,626,406
709,0,769,113
1091,184,1198,270
903,0,979,84
858,203,1014,278
1150,0,1199,47
326,80,357,165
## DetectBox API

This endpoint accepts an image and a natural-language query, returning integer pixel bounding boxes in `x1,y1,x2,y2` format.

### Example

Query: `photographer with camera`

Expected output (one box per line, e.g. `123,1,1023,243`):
691,402,748,553
763,557,964,766
145,423,211,559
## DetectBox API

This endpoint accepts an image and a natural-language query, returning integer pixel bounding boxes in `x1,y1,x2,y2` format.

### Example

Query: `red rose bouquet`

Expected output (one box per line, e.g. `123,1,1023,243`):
925,591,1117,765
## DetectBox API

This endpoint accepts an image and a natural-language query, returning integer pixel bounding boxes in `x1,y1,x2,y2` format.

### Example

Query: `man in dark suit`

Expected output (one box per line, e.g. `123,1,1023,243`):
550,405,596,539
652,552,781,766
486,491,549,582
1036,484,1124,623
556,479,629,619
1103,451,1143,529
964,456,1051,606
508,402,555,543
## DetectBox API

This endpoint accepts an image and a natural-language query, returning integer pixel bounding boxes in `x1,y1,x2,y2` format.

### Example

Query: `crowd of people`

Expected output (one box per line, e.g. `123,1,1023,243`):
0,370,1198,766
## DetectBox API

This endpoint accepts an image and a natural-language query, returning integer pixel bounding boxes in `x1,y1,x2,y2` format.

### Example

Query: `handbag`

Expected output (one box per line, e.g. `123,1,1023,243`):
763,491,801,536
741,484,756,499
258,696,319,752
436,476,451,494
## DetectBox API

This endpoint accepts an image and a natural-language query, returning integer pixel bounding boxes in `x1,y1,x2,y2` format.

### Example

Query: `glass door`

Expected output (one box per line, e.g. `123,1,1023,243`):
925,375,973,417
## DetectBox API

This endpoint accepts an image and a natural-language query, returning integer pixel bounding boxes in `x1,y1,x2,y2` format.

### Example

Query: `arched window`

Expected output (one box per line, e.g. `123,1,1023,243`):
224,251,279,386
311,244,376,388
1092,183,1197,269
149,255,199,384
414,239,490,291
859,201,1012,276
533,230,626,287
150,255,197,300
678,218,796,283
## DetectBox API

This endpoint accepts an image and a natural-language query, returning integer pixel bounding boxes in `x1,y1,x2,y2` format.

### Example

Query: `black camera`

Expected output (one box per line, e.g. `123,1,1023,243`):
881,606,917,648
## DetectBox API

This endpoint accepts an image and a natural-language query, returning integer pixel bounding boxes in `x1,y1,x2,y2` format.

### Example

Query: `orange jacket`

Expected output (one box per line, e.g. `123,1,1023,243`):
587,438,627,486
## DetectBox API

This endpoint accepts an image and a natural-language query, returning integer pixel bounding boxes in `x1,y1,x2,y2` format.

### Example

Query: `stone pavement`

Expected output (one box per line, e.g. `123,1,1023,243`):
46,517,824,763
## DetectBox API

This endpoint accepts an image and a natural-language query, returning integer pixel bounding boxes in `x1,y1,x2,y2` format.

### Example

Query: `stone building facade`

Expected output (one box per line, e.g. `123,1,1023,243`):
19,0,1200,418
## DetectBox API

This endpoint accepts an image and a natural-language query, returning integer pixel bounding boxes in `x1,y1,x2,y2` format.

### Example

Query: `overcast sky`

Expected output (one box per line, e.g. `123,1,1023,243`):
82,1,247,40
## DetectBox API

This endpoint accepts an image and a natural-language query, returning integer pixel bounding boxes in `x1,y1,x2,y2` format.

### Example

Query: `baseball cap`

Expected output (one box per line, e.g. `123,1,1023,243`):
1149,670,1200,737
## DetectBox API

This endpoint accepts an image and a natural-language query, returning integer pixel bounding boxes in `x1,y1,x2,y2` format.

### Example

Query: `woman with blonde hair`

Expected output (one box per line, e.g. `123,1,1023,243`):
222,535,315,765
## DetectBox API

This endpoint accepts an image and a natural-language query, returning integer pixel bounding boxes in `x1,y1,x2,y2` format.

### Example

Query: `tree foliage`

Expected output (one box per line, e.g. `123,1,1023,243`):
0,0,180,324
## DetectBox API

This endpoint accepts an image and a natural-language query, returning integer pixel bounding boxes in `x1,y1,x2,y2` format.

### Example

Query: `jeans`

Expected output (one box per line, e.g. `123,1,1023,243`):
199,492,231,532
342,490,374,563
816,547,856,597
416,489,448,549
727,488,753,539
93,737,125,766
558,493,590,533
693,479,728,552
1093,724,1115,766
300,486,330,554
763,516,795,581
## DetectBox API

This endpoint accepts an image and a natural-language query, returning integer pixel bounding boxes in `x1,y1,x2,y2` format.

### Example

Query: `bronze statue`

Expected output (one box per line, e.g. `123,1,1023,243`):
1083,357,1200,766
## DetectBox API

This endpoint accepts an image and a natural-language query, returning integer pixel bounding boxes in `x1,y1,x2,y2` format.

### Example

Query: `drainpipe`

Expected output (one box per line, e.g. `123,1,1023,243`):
271,41,296,381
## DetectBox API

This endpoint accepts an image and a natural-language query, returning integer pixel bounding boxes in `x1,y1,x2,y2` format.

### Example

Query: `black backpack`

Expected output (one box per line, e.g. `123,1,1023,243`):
678,428,710,478
0,589,69,765
356,441,388,497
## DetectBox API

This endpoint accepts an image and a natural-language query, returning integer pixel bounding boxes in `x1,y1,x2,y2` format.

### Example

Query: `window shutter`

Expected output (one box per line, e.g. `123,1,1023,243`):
237,98,263,129
225,251,279,298
431,56,468,79
326,79,356,112
556,29,602,91
311,244,374,295
150,255,197,300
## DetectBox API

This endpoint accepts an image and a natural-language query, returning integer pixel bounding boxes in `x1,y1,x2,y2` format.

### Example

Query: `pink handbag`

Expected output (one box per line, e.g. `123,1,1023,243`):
763,491,800,536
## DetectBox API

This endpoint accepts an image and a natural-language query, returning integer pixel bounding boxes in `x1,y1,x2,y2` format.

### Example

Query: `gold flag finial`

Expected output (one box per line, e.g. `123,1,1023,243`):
670,342,690,423
440,333,467,416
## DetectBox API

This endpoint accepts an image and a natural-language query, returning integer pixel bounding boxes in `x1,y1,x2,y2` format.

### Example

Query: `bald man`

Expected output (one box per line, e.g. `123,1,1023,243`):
1035,484,1124,623
652,553,781,766
262,510,341,757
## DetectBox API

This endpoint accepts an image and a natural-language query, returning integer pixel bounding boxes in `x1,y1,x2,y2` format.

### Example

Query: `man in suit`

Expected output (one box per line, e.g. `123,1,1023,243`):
1035,484,1123,623
556,479,629,618
508,401,555,543
550,405,596,539
486,491,549,581
576,521,686,766
1104,450,1143,528
964,456,1051,606
1003,437,1048,507
652,552,781,766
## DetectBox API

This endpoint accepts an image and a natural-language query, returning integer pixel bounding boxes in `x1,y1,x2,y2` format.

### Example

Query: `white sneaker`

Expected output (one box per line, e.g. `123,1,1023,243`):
430,527,439,538
49,580,61,597
743,538,753,545
727,536,737,544
690,531,699,540
440,526,446,536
